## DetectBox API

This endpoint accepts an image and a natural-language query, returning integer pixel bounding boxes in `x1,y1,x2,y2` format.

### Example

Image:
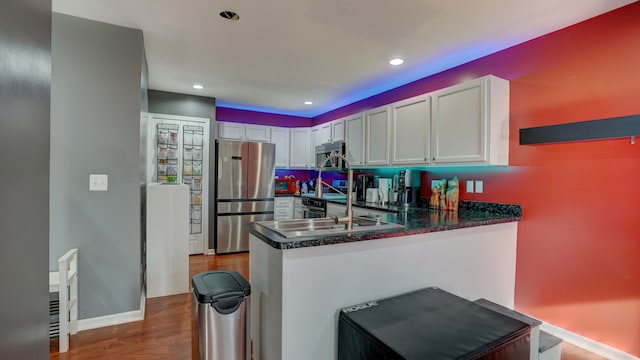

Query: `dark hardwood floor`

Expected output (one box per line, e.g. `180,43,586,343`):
50,253,607,359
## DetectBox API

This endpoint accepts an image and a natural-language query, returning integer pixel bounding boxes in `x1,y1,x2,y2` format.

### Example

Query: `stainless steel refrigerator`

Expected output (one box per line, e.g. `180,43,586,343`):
214,140,275,254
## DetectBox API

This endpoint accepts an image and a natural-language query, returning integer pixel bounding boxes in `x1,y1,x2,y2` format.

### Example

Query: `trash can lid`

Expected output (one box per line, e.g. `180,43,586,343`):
192,270,251,303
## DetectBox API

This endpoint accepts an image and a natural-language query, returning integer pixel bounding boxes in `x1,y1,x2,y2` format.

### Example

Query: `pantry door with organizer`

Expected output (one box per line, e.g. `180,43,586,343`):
146,113,210,255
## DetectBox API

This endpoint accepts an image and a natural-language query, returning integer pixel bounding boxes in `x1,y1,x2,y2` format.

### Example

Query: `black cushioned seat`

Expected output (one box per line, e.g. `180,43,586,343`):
338,287,531,360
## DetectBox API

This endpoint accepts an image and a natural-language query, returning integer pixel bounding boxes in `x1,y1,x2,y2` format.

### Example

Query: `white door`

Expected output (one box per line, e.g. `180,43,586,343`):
148,113,209,255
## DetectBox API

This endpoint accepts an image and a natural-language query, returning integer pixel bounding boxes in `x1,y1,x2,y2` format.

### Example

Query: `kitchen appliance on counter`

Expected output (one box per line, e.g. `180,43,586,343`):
396,170,419,206
315,142,346,171
356,175,376,201
275,177,296,194
214,140,276,254
378,178,391,204
365,188,379,203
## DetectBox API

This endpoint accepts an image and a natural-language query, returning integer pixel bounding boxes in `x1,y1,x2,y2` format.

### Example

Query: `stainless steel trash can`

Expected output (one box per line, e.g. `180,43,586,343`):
192,270,251,360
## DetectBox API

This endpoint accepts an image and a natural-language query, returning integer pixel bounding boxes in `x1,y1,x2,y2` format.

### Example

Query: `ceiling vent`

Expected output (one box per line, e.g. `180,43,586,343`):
219,11,239,21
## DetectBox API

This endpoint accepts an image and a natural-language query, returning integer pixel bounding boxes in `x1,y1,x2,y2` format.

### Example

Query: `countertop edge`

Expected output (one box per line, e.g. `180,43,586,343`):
245,214,521,250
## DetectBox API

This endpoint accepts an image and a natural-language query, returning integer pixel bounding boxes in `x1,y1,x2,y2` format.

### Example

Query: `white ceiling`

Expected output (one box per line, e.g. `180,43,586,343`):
52,0,635,117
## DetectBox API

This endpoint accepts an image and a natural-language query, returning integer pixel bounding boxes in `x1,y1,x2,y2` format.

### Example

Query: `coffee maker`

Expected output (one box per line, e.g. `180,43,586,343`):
356,175,375,201
396,170,417,206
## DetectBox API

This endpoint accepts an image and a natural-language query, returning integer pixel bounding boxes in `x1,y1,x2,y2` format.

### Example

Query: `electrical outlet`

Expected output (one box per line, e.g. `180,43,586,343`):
90,174,108,191
466,180,474,193
475,180,483,193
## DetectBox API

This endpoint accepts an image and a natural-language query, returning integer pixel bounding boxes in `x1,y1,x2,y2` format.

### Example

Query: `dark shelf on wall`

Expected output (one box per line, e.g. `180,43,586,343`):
519,114,640,145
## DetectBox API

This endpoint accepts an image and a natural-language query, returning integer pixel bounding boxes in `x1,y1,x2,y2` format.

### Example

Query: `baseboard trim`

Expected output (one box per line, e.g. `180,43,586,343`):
77,293,146,332
541,322,639,360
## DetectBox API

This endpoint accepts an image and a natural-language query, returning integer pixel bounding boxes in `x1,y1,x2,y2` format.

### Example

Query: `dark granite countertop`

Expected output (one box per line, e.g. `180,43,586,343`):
245,200,522,250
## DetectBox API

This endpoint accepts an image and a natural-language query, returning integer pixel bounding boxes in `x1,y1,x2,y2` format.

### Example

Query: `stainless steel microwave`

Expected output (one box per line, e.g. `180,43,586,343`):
315,142,346,170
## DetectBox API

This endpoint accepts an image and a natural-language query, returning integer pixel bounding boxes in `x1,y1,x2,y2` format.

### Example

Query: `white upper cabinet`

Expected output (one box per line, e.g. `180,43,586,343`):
365,105,391,166
345,113,365,166
331,120,345,142
218,122,270,142
289,128,311,168
312,119,344,147
391,94,431,165
270,127,289,168
217,122,245,140
217,75,509,169
431,75,509,165
314,123,332,145
244,124,271,142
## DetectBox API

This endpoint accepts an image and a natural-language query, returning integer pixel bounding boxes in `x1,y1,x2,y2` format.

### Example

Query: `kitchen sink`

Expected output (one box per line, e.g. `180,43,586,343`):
256,216,405,239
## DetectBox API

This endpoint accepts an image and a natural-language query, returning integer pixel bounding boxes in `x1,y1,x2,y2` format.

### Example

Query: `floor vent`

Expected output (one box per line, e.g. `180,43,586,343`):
49,292,59,339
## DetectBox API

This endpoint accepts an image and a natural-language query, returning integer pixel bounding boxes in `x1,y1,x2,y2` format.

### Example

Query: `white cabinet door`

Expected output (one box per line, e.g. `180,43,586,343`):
270,127,289,168
274,197,294,220
391,95,431,165
218,122,245,140
365,106,391,166
431,75,509,165
289,128,310,168
318,123,332,144
293,198,303,219
310,126,320,168
331,120,345,143
245,124,271,142
345,113,365,166
218,122,270,142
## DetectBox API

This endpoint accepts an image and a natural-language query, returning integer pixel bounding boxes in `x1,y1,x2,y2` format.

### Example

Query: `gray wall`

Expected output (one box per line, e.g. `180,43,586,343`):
148,90,217,250
0,0,51,357
148,90,215,120
50,13,146,319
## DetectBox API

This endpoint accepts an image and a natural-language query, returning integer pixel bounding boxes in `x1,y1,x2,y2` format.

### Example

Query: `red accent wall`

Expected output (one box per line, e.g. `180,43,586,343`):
319,3,640,355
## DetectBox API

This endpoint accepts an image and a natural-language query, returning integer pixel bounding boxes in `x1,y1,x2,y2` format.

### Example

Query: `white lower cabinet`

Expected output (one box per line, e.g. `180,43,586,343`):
274,197,294,221
293,198,303,219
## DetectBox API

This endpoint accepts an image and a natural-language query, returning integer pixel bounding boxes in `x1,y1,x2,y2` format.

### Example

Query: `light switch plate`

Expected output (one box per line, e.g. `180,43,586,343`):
90,174,108,191
466,180,474,193
475,180,483,193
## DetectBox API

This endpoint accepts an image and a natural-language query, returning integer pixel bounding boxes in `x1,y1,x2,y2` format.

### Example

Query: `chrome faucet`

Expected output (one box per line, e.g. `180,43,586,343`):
315,151,353,230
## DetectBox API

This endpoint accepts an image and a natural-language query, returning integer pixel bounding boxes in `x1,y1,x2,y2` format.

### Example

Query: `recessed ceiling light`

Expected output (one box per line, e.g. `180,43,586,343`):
219,11,240,21
192,84,204,90
304,101,313,105
389,58,404,66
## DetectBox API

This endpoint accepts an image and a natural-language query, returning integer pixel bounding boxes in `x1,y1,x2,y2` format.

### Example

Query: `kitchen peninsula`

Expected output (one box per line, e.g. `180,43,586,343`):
245,201,522,360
